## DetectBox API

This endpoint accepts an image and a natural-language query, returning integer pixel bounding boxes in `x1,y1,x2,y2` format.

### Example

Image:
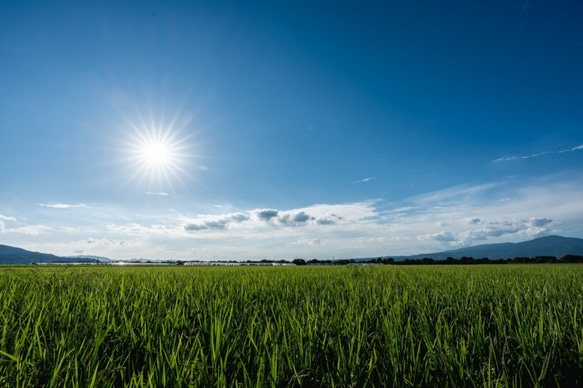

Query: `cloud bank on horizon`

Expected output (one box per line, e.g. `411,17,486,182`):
0,1,582,260
1,176,581,260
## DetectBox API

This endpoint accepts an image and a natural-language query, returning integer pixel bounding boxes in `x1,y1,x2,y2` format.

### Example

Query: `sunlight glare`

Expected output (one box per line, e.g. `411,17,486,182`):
141,141,171,166
122,121,194,192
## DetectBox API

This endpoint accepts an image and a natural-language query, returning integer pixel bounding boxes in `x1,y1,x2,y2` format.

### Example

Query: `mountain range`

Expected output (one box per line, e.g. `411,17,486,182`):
0,245,108,265
388,235,583,261
1,235,583,264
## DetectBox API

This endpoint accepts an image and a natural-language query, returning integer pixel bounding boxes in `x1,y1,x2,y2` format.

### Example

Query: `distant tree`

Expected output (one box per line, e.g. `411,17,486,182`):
513,256,531,264
560,255,583,263
293,258,306,266
534,256,557,264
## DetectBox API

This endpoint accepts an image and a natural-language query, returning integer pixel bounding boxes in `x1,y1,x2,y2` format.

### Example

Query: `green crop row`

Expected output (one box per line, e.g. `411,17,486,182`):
0,265,582,387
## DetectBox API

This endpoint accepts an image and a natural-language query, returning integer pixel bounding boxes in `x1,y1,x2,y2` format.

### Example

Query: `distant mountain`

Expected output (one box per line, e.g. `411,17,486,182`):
66,255,112,263
0,245,111,264
0,244,64,264
391,235,583,261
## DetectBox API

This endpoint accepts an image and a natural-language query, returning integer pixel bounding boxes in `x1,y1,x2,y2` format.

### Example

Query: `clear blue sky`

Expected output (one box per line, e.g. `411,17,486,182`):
1,0,582,260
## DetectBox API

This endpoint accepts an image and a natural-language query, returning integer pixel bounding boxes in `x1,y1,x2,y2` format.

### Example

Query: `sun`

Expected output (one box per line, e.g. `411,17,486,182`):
123,124,192,191
140,140,171,167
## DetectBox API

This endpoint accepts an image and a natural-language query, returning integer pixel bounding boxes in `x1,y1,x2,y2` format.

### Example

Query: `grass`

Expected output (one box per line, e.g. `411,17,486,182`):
0,265,582,386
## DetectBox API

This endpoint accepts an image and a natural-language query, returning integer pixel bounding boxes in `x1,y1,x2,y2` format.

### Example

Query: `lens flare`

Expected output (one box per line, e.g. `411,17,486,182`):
122,121,193,192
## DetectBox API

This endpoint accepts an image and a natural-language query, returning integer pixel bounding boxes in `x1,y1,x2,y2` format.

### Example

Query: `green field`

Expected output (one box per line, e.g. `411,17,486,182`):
0,265,582,387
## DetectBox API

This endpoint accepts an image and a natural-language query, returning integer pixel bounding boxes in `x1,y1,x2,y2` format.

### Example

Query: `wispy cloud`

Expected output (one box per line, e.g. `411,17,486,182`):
418,231,457,242
145,192,169,196
559,144,583,153
392,178,583,252
106,223,172,236
410,182,499,205
0,215,16,233
9,225,53,235
84,237,129,246
492,144,583,163
352,177,376,184
38,203,90,209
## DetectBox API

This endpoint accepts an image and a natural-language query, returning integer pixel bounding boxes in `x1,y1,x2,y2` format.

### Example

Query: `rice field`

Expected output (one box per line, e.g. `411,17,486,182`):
0,264,582,387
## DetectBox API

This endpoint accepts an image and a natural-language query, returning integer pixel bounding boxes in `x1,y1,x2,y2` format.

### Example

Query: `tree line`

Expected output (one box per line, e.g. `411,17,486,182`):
291,254,583,266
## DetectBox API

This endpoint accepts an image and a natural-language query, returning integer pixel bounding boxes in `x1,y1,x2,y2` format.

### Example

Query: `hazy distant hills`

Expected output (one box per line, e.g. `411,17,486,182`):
2,235,583,264
391,235,583,261
0,245,109,265
66,255,112,263
0,245,64,264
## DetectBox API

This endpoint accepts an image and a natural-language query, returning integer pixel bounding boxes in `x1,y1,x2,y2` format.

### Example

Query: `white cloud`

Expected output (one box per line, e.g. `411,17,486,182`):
383,206,419,214
3,176,581,260
38,203,89,209
107,223,173,236
231,213,249,222
9,225,53,235
411,182,499,205
279,211,315,225
84,237,128,246
528,217,552,227
292,211,312,223
418,231,457,242
459,221,523,241
352,177,376,184
559,144,583,153
182,206,352,233
169,185,580,258
256,209,279,221
0,215,16,233
316,217,336,225
522,226,549,238
145,192,169,196
184,213,250,231
184,223,207,231
394,177,583,250
492,144,583,163
295,238,324,247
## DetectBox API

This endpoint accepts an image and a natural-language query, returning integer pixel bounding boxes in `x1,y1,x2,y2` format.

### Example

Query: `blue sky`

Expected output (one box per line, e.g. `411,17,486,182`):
1,0,582,260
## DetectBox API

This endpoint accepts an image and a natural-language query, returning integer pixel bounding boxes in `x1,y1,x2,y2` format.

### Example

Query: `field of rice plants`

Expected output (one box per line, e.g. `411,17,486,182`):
1,264,582,387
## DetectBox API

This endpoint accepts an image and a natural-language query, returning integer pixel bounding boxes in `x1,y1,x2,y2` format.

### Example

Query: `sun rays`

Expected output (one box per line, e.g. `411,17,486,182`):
121,112,196,193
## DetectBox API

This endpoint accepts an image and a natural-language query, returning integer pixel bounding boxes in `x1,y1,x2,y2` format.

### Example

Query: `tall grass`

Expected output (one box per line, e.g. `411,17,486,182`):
0,265,582,386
